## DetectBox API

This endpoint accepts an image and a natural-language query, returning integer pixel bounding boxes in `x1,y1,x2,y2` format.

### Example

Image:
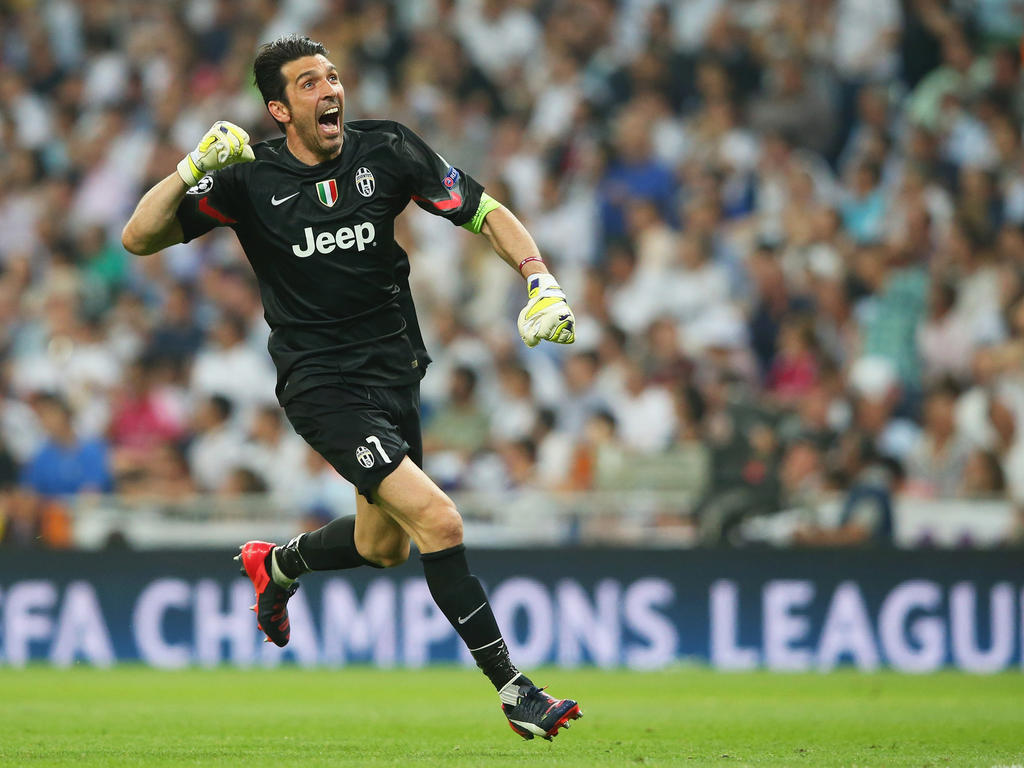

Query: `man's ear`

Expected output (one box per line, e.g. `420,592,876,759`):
267,99,291,125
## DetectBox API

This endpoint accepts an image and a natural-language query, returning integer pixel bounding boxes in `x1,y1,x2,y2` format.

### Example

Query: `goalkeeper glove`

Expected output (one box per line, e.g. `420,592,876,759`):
517,273,576,347
177,121,255,187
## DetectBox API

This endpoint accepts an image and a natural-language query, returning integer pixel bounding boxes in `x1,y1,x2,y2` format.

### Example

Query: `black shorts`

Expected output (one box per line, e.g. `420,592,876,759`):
283,382,422,502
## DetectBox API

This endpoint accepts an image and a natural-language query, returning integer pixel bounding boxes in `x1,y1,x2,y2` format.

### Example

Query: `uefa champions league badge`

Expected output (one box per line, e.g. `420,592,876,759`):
186,175,214,195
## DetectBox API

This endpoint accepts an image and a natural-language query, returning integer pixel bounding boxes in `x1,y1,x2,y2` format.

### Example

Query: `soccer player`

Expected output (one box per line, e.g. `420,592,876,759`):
122,34,580,741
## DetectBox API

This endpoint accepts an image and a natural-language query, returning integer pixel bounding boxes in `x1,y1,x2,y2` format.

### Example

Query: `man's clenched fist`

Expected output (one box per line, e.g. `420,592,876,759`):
177,121,255,187
518,273,576,348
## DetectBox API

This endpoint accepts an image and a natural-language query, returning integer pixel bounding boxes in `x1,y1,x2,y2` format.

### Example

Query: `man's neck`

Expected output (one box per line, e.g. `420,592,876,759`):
285,134,344,166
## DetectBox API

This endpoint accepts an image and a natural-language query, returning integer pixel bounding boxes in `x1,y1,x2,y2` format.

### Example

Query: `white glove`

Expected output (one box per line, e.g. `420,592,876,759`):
517,273,576,348
177,121,255,187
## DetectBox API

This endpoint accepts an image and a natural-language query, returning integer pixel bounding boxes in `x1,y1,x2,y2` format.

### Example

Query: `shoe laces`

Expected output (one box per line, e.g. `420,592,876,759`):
515,685,557,715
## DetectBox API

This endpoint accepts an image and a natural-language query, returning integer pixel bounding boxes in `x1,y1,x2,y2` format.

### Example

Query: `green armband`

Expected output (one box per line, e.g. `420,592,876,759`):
462,192,502,234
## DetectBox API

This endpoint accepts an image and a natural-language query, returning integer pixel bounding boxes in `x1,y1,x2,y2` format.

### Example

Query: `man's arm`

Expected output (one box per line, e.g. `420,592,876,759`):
122,121,255,255
121,173,189,256
479,204,548,278
476,202,575,347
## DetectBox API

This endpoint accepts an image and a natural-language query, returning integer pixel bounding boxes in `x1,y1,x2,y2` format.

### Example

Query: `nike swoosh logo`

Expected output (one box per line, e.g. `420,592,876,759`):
271,192,300,206
457,602,487,625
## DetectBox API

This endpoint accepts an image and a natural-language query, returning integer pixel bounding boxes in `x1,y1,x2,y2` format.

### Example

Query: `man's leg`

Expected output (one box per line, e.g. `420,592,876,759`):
240,382,416,645
372,456,581,740
273,494,411,578
238,495,409,646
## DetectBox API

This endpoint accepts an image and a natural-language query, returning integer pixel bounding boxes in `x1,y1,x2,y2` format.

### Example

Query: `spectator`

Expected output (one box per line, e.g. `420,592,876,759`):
841,161,887,244
795,456,903,547
907,28,989,132
119,441,195,501
186,394,243,493
748,55,838,156
190,312,276,418
558,351,609,439
423,365,491,459
21,393,112,497
294,447,358,520
858,247,929,393
747,241,807,377
2,0,1024,546
498,437,539,491
567,409,624,491
611,359,677,454
765,317,819,404
108,356,186,482
660,234,731,336
146,282,205,369
918,280,974,384
532,407,574,491
238,404,308,506
488,361,537,443
597,109,676,242
905,379,971,497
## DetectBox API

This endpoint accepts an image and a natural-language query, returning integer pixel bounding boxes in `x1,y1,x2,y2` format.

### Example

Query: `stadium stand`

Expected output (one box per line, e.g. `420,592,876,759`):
1,0,1024,547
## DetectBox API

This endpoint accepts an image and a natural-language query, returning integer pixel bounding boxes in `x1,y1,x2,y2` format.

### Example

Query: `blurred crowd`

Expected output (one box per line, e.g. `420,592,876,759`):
2,0,1024,547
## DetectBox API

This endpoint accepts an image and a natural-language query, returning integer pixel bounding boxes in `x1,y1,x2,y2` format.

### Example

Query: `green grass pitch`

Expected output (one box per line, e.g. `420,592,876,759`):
1,666,1021,767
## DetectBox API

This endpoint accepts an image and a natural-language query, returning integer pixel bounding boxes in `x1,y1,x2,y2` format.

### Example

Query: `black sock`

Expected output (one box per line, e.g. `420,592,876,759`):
275,516,381,578
420,544,528,691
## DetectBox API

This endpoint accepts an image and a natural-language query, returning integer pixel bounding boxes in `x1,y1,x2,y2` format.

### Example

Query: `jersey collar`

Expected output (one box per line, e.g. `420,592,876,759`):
278,128,354,175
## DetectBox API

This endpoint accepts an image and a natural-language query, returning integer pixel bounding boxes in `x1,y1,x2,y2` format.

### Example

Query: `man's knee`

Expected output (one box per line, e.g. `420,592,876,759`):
363,539,410,568
423,496,463,549
373,459,464,551
355,526,410,568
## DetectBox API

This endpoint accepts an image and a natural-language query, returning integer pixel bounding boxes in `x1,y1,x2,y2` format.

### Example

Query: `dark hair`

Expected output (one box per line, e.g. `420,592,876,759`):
452,365,478,391
34,392,72,420
208,394,234,423
591,409,618,431
926,376,962,401
230,467,269,494
253,35,328,133
218,312,249,343
536,407,557,431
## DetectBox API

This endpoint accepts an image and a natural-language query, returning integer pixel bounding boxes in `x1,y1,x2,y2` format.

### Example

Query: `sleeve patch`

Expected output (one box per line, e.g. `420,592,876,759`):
186,175,214,195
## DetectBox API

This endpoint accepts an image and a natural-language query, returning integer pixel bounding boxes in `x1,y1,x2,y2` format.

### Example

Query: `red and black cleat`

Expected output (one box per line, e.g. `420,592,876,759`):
502,684,583,741
235,540,298,647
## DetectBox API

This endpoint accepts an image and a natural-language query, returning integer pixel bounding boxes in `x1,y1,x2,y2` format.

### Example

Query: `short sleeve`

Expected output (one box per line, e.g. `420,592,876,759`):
175,167,245,243
395,122,483,228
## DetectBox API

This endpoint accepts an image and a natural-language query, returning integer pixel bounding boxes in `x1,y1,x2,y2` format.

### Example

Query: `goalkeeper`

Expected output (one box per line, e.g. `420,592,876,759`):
122,34,580,741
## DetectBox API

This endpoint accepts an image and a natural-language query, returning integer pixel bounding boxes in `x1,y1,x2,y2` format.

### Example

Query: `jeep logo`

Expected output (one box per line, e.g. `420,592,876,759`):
292,222,375,258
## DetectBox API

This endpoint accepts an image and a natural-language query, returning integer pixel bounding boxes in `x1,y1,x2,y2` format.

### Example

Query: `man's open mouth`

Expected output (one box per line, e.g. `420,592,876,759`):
318,105,340,137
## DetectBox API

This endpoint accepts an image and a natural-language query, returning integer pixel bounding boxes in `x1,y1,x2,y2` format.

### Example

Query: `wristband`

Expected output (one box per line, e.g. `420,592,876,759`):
177,154,203,187
526,272,563,299
518,256,544,274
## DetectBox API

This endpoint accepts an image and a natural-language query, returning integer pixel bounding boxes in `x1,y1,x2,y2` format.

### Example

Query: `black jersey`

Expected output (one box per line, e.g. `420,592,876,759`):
175,120,484,401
